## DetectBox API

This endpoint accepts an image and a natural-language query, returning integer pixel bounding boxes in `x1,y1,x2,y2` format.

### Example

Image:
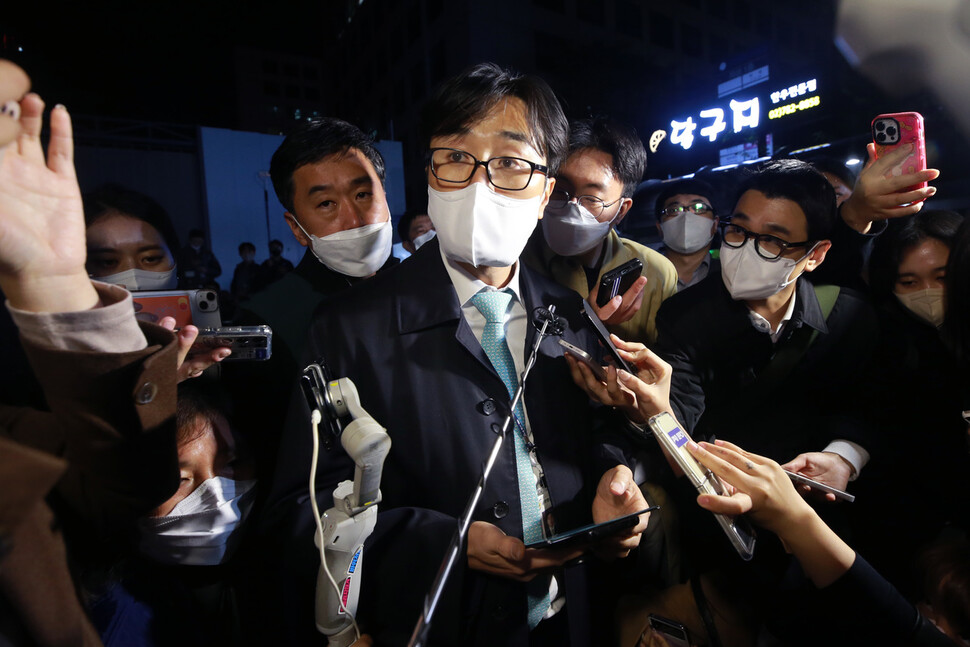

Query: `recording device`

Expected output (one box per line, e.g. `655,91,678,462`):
557,339,606,381
302,360,391,647
580,302,636,374
524,506,658,549
647,412,757,561
132,289,221,329
189,325,273,361
647,614,691,647
872,111,927,194
784,470,855,503
595,258,643,307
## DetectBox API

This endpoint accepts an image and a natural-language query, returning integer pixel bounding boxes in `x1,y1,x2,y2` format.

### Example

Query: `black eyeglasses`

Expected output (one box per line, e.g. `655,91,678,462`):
548,189,622,218
659,202,714,220
719,222,811,260
428,148,548,191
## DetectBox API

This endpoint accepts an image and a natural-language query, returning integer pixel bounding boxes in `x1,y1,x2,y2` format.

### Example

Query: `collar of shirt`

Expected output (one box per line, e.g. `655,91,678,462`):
746,287,798,343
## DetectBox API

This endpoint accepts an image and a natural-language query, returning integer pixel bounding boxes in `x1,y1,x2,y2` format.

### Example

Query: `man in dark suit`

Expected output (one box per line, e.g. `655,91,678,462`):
264,63,651,646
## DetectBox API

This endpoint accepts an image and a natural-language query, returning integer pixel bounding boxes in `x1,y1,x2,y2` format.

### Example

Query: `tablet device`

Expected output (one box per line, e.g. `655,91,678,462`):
524,506,658,550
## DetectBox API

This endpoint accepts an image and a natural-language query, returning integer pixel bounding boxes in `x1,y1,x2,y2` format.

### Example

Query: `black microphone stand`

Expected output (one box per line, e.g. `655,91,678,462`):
407,305,567,647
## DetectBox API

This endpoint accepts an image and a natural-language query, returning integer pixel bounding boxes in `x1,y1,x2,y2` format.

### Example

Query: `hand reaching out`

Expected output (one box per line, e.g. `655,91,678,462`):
157,316,232,382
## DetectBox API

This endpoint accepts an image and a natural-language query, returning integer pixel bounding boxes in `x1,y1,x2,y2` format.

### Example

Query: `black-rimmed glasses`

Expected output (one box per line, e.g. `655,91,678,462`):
659,202,714,219
719,222,811,260
428,148,548,191
547,189,621,218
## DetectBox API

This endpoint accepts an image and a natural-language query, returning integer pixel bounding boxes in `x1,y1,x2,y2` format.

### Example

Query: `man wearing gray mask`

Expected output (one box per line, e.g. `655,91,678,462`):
526,117,677,343
654,177,721,291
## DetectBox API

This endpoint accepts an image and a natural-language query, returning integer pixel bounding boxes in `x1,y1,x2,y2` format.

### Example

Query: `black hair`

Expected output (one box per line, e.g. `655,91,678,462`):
83,184,180,254
918,539,970,642
397,207,429,244
176,381,233,447
188,228,205,241
655,178,718,217
567,118,646,198
805,155,858,189
869,209,964,302
734,159,837,242
238,241,256,254
421,62,568,175
268,239,283,254
942,216,970,365
269,117,386,213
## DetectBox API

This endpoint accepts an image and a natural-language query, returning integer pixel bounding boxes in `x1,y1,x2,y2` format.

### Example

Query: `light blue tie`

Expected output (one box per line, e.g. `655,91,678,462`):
470,289,551,628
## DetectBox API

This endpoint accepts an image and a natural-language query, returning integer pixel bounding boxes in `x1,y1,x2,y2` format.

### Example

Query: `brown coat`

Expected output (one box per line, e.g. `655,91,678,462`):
0,323,178,646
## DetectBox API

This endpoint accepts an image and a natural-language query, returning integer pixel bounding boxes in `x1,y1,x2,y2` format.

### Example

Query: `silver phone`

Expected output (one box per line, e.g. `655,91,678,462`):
648,412,756,561
558,339,607,381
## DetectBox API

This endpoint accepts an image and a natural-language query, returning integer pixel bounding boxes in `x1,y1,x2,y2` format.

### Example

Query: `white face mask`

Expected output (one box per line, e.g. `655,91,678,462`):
138,476,257,566
427,183,543,268
412,229,436,250
541,202,613,257
895,288,946,328
660,213,715,254
294,219,392,277
720,241,816,300
97,266,177,291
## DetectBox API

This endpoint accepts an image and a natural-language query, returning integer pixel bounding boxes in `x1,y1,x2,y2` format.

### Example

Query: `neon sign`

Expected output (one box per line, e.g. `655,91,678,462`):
770,79,817,105
768,95,821,120
669,98,761,150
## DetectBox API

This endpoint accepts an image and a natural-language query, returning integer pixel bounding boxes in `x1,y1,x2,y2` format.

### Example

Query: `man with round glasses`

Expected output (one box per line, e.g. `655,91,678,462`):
525,117,677,343
649,159,877,493
654,177,721,290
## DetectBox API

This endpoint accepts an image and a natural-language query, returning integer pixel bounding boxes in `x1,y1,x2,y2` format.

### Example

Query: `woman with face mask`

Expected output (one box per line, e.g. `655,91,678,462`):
90,382,258,647
851,209,970,597
84,184,180,291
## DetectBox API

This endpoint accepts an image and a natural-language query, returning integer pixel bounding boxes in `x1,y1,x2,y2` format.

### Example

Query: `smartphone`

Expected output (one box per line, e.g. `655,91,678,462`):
132,289,221,329
871,112,927,193
189,325,272,361
558,339,607,381
596,258,643,307
647,614,691,647
524,506,658,550
580,303,636,374
784,470,855,503
647,412,756,561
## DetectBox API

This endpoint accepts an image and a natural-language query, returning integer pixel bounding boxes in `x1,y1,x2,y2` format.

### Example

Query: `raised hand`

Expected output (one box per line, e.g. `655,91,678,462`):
0,90,96,313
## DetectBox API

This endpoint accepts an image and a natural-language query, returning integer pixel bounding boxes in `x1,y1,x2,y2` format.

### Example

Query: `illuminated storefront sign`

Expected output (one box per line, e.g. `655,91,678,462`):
664,76,822,151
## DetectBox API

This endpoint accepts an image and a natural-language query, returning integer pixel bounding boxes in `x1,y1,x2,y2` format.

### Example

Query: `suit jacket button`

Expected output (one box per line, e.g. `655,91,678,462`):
478,398,497,416
135,382,158,405
492,501,509,519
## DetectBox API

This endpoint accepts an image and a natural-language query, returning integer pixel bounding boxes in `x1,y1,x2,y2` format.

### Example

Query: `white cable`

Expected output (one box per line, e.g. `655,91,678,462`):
310,409,361,643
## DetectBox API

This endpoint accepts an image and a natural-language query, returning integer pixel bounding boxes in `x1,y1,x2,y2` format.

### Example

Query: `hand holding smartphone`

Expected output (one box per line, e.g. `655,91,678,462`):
595,258,643,307
580,303,636,374
871,111,927,194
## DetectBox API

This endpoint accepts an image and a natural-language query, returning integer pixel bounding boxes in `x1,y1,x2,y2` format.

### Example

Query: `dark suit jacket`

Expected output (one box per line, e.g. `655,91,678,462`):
0,322,178,646
653,274,878,463
263,239,632,646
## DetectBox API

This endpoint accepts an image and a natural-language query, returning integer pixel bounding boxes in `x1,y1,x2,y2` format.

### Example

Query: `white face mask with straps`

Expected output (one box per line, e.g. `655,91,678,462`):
660,213,715,254
720,241,818,300
427,183,542,268
138,476,257,566
293,219,392,277
97,266,177,291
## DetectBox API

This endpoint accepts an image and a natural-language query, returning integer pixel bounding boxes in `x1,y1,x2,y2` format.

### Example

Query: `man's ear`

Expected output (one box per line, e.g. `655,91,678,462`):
803,240,832,272
283,212,310,247
537,176,556,220
613,197,634,228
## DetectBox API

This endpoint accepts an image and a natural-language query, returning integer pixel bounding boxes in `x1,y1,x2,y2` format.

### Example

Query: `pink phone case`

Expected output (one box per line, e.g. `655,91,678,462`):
871,111,927,192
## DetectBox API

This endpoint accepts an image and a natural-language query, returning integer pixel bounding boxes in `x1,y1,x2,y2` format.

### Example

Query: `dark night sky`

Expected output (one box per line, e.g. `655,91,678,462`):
3,1,343,127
